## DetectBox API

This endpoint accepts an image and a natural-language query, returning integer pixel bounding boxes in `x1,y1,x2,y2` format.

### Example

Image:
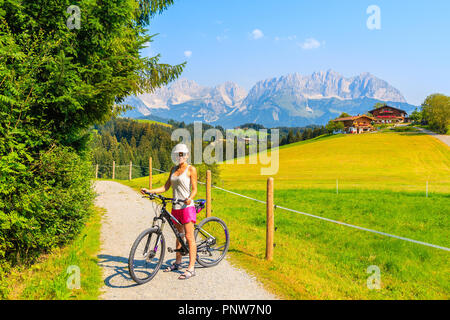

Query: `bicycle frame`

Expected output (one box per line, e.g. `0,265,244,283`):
148,196,215,256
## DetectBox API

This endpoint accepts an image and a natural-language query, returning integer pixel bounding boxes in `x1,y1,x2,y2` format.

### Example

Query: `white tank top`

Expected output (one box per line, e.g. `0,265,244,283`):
170,164,195,210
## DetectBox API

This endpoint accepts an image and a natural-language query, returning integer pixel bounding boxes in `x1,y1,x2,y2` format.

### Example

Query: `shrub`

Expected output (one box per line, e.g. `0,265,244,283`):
0,145,94,292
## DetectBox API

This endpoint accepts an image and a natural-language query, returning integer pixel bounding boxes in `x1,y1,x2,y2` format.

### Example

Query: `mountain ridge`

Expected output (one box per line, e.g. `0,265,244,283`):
121,70,417,128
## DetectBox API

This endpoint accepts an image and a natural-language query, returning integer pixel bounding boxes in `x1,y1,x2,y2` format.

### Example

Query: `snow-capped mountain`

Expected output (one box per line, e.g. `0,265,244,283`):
123,79,247,124
244,70,406,103
121,70,416,128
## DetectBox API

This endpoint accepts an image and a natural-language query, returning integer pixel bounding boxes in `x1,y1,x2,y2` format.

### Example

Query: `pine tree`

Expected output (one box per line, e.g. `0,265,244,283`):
287,130,295,144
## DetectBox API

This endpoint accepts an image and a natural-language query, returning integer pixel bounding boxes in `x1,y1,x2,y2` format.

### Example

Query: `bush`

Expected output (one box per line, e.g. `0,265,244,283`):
0,145,94,292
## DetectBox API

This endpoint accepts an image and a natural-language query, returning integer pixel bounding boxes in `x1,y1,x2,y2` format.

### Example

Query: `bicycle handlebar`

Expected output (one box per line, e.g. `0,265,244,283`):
143,191,185,205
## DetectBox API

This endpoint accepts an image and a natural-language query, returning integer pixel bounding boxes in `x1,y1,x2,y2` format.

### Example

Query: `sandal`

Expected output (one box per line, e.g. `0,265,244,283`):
178,269,196,280
164,262,181,272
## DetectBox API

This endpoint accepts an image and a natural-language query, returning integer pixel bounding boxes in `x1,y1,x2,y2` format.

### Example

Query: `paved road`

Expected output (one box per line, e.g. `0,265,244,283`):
415,127,450,147
94,180,278,300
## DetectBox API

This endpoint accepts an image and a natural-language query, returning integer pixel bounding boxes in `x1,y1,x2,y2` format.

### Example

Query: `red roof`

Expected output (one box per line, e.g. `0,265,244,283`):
332,115,375,122
369,105,407,115
376,115,403,118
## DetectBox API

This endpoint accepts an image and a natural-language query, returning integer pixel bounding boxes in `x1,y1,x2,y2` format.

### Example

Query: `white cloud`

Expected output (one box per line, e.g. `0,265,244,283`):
184,50,192,58
250,29,264,40
299,38,323,50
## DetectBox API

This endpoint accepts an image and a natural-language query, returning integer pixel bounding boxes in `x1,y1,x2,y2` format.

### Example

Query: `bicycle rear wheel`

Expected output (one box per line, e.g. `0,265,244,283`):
128,227,165,284
195,217,230,267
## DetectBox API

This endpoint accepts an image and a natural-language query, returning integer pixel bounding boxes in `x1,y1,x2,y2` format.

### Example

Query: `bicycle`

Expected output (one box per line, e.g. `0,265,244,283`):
128,191,230,284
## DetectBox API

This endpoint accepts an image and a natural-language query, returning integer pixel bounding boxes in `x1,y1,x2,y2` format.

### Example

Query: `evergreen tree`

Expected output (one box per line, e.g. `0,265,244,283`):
287,130,295,144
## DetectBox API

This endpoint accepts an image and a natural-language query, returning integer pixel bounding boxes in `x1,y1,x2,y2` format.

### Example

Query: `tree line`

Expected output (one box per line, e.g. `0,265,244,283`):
91,117,330,185
92,117,222,184
410,94,450,134
91,118,175,179
279,126,328,145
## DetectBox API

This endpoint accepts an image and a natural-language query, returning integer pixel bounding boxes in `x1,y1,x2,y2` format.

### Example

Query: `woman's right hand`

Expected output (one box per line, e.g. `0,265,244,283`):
140,188,150,195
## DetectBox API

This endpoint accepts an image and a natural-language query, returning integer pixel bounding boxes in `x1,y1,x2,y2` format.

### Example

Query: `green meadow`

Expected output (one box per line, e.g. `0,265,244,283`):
120,131,450,299
220,131,450,193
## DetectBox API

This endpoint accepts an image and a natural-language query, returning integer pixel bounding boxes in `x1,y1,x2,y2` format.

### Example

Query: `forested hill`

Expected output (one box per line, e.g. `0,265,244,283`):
91,118,176,179
91,117,329,180
91,117,223,183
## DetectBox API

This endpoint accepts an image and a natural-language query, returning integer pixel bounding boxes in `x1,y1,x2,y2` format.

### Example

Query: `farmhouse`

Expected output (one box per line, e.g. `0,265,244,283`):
369,105,408,124
332,115,375,134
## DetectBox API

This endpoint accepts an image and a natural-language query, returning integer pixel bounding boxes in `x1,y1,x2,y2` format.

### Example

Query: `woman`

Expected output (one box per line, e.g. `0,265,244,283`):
140,143,198,280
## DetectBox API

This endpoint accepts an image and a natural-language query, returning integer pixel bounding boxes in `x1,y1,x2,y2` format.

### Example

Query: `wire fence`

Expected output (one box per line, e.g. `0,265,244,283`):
93,163,450,253
206,181,450,252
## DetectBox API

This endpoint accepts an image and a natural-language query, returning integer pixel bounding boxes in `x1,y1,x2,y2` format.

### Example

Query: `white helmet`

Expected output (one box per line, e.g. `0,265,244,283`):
172,143,189,155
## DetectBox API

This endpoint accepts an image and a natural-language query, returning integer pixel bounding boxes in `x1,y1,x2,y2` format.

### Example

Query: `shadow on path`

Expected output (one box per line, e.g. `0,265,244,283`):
97,254,139,289
97,254,206,288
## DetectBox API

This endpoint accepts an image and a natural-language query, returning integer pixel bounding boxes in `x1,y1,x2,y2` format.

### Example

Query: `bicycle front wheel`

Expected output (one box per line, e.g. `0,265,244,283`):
195,217,230,267
128,227,165,284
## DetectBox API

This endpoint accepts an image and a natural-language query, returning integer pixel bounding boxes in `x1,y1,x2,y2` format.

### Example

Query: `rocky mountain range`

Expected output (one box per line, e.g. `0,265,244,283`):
120,70,417,128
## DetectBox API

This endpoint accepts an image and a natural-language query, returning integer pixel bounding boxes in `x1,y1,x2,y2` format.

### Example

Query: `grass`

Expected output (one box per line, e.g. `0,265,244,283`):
136,119,172,128
3,207,104,300
113,131,450,299
218,131,450,193
206,187,449,299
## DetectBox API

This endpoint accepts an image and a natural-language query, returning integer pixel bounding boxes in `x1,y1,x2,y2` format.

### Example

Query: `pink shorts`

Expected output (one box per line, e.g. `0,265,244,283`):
171,206,197,225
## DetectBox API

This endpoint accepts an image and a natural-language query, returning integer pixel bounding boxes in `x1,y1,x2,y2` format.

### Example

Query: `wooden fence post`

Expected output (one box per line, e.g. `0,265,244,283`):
149,157,152,189
129,161,132,180
206,170,212,218
266,177,274,261
95,164,98,179
112,161,115,180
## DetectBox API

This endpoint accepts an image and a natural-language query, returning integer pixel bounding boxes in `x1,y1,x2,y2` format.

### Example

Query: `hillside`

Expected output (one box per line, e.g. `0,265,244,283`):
219,131,450,193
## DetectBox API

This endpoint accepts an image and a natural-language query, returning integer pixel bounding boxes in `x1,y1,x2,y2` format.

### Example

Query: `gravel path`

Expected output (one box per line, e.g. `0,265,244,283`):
94,180,278,300
415,127,450,147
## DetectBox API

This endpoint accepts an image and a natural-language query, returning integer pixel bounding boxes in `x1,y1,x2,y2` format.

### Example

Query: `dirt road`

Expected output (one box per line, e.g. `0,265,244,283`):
94,180,278,300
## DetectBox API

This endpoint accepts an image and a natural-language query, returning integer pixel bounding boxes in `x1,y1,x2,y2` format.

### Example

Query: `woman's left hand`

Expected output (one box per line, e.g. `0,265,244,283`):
184,198,192,205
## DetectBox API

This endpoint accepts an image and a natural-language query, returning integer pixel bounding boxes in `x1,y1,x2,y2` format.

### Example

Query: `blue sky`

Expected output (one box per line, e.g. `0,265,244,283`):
141,0,450,105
